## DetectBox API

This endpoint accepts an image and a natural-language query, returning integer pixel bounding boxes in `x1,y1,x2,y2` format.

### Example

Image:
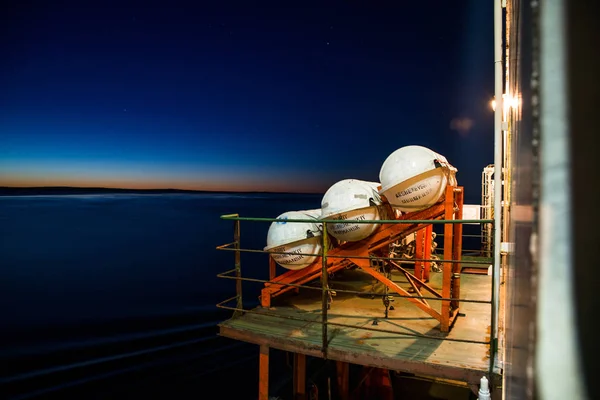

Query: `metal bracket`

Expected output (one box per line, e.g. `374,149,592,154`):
327,286,335,309
382,295,394,318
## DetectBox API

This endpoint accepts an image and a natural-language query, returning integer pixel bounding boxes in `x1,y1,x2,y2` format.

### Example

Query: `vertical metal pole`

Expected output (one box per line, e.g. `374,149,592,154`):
321,223,329,357
259,344,270,400
481,168,487,256
423,224,433,282
336,361,350,400
293,353,307,400
269,256,277,281
492,0,503,365
234,218,243,316
415,228,424,280
452,188,464,311
441,185,454,332
503,4,512,255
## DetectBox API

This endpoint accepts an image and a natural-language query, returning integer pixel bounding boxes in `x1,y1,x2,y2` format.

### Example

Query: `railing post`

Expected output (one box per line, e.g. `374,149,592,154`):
321,222,329,358
489,221,497,376
415,228,425,280
234,218,243,317
452,187,464,311
423,224,433,282
441,185,454,332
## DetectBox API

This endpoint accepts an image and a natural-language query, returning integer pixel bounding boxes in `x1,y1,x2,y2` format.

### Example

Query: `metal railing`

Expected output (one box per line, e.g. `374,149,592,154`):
216,213,498,375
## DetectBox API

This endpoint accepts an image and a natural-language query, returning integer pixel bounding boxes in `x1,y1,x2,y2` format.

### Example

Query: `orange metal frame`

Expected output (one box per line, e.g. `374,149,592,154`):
260,185,464,333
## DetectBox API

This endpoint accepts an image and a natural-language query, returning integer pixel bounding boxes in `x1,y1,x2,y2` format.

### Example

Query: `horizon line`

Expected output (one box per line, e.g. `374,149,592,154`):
0,185,324,195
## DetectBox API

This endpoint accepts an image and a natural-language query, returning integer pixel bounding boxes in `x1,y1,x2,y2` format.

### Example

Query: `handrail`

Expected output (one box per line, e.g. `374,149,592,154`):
220,214,493,225
216,210,498,376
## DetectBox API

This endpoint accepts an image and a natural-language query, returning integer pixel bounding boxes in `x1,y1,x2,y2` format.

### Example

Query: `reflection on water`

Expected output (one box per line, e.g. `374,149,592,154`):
0,193,321,330
0,192,321,398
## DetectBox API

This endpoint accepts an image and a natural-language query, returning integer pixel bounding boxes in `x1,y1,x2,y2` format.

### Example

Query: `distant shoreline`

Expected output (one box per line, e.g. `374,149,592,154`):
0,186,322,196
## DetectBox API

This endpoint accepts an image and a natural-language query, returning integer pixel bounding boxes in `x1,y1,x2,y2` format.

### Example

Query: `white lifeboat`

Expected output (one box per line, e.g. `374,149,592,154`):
320,179,383,242
379,145,457,212
264,210,323,270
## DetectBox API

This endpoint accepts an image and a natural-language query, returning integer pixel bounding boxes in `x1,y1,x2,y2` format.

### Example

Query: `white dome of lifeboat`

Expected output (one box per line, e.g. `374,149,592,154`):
379,145,458,212
320,179,383,242
264,210,323,270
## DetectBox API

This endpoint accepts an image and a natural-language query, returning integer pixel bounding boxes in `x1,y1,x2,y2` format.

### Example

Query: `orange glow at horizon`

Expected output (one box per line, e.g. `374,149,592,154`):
0,174,325,193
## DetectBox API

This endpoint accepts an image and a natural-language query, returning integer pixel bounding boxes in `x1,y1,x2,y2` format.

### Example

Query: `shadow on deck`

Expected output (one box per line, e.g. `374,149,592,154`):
218,267,501,388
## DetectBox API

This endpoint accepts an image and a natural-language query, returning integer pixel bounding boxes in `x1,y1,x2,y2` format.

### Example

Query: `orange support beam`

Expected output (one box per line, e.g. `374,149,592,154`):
293,353,306,400
414,228,425,280
423,224,433,282
352,257,442,321
261,259,349,307
262,203,447,303
260,186,464,333
336,361,349,400
371,368,394,400
354,368,393,400
269,257,277,280
452,187,464,311
413,224,433,282
259,345,269,400
441,185,455,332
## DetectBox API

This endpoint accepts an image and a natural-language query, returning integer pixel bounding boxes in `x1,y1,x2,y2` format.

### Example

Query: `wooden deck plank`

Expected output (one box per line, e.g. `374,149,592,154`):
218,268,500,386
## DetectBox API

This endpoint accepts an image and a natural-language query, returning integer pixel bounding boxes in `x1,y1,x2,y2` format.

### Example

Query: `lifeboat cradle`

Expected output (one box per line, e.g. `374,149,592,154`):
260,184,464,333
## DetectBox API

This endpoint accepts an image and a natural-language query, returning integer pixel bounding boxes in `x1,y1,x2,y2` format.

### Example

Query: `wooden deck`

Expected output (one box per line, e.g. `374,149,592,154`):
218,267,502,387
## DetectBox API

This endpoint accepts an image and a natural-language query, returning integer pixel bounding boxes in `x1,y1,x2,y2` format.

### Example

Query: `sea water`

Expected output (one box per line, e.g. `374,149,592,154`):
0,192,321,398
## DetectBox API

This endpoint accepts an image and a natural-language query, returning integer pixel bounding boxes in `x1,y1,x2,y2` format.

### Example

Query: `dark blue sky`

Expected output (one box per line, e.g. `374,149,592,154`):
0,1,494,196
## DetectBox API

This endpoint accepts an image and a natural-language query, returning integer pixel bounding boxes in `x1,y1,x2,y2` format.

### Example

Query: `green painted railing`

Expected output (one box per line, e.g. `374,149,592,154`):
216,213,499,377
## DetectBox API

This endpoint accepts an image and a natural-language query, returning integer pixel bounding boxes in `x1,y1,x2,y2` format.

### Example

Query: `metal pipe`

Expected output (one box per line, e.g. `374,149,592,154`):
321,223,329,357
492,0,503,361
234,219,243,315
220,215,492,225
436,234,483,238
502,3,512,253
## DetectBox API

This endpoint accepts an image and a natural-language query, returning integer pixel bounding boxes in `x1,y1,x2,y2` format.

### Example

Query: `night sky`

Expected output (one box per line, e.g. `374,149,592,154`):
0,1,494,195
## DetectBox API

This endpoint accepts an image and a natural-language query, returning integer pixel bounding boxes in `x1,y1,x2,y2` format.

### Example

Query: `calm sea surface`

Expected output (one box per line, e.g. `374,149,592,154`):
0,193,321,398
0,193,321,328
